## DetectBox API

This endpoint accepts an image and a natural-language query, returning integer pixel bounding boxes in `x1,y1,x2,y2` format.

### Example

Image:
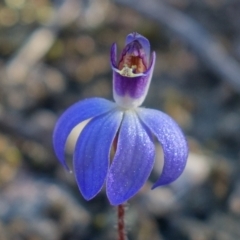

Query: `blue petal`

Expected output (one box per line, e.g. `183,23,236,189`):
107,110,155,205
137,108,188,188
125,33,150,63
53,98,116,170
74,109,123,200
110,43,118,69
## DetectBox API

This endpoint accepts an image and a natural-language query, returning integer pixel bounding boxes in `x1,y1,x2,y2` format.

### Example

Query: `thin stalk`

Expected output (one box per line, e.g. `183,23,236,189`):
117,204,126,240
113,135,127,240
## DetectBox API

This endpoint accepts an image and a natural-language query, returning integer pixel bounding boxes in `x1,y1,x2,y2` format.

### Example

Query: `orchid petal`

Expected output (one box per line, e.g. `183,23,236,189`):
125,32,150,64
137,108,188,188
110,43,118,69
53,98,116,170
112,52,156,109
107,110,155,205
74,109,123,200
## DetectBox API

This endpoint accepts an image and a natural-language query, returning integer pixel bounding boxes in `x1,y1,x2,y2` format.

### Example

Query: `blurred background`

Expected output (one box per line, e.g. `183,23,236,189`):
0,0,240,239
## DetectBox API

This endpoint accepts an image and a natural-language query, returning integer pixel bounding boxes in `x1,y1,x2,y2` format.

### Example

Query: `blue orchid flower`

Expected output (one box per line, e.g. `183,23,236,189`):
53,33,188,206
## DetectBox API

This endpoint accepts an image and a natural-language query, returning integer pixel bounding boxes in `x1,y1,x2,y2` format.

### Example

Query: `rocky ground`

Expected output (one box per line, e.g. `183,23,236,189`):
0,0,240,239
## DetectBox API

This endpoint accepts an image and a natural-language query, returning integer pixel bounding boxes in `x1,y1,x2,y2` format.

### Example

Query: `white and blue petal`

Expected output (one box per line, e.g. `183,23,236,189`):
107,110,155,205
110,32,156,109
111,49,156,109
74,109,123,200
53,98,116,170
137,108,188,188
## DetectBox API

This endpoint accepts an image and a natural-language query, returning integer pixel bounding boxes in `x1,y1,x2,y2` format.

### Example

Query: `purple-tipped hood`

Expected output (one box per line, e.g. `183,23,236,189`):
111,33,156,109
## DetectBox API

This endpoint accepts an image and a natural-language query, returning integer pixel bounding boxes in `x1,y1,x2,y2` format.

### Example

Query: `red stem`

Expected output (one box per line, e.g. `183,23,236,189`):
117,204,126,240
114,137,126,240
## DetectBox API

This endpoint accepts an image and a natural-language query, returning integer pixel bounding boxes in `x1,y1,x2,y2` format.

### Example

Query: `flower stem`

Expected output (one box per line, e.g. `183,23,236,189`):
117,204,126,240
